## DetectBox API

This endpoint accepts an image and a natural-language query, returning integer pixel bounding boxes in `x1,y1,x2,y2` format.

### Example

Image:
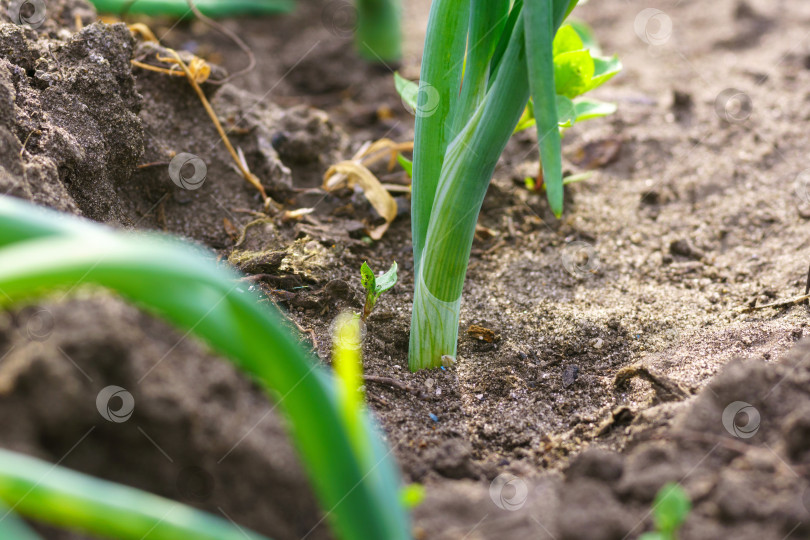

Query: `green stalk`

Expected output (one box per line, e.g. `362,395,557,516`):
449,0,510,137
525,0,579,217
89,0,295,18
356,0,402,62
0,197,410,540
555,0,580,28
411,0,470,281
487,0,523,88
409,15,530,371
0,449,269,540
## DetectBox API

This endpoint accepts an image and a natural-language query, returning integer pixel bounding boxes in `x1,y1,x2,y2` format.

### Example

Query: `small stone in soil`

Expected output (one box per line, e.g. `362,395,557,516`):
670,238,705,260
563,365,580,388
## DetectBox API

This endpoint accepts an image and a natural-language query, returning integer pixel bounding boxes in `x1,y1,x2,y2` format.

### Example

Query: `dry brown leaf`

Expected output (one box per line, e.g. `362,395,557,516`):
282,208,315,222
359,139,414,171
323,161,397,240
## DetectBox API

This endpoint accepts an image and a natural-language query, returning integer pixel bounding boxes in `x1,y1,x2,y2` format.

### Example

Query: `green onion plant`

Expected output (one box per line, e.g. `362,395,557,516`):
401,0,620,370
90,0,402,62
355,0,402,62
89,0,296,18
0,196,410,540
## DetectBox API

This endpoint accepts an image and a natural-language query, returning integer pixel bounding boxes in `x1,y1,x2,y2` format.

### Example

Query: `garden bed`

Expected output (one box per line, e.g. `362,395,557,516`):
1,0,810,538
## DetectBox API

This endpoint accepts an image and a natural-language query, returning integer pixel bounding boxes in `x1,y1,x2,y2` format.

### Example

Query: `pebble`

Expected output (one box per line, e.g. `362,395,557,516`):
563,365,580,388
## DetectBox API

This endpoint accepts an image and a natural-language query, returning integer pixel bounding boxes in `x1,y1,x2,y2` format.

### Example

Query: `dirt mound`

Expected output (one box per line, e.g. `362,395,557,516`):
0,295,329,540
0,0,347,247
413,339,810,540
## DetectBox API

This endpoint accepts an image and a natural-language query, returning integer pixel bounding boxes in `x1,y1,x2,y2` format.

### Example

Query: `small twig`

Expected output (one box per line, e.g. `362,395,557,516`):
739,265,810,313
366,392,391,408
234,217,274,247
231,207,268,218
614,364,689,401
131,56,210,83
137,161,170,169
300,326,319,351
737,294,810,313
164,49,271,208
19,130,39,157
363,375,423,398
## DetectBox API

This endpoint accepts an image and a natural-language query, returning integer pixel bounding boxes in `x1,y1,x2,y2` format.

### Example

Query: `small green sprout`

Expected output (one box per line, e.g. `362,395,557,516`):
360,261,398,321
640,483,691,540
525,171,593,192
332,311,368,463
396,153,413,178
399,483,426,509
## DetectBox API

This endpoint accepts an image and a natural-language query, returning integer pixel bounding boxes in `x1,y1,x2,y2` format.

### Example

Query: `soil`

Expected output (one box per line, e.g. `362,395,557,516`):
1,0,810,539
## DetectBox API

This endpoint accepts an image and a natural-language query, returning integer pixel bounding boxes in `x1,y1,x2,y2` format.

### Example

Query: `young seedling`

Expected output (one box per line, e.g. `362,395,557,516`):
640,483,691,540
332,311,368,463
399,1,621,370
360,261,398,321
